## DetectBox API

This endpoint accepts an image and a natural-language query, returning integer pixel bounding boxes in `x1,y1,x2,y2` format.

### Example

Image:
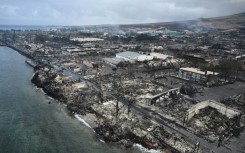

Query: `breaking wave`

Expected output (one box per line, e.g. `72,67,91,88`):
75,114,95,133
133,144,164,153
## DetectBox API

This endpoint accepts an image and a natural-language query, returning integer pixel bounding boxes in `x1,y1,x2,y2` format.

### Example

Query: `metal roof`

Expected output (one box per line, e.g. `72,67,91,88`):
103,57,124,65
116,51,141,59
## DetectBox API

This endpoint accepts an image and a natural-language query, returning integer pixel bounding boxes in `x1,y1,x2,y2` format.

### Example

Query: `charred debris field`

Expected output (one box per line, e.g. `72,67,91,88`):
1,12,245,153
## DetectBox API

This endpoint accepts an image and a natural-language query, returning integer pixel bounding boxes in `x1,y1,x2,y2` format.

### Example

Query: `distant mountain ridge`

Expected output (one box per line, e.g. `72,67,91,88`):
119,12,245,31
197,12,245,30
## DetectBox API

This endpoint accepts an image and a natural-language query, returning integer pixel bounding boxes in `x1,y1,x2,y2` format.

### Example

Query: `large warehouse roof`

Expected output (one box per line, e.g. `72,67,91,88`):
103,57,124,65
116,51,141,59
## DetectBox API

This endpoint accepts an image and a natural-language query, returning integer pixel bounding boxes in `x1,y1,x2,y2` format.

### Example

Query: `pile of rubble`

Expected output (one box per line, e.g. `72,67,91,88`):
93,100,196,152
186,107,241,142
221,93,245,124
154,95,196,122
32,66,199,152
32,66,100,115
222,93,245,112
31,68,67,102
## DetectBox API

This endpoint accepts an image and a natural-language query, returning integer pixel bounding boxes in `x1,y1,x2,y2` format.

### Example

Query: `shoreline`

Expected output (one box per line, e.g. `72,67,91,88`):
74,114,95,132
30,66,170,153
2,45,194,153
1,44,165,153
5,43,34,59
75,114,164,153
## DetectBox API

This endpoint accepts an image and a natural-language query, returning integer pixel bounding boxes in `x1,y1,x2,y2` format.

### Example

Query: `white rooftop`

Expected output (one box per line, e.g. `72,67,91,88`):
180,67,219,75
116,51,141,59
150,52,171,60
71,37,104,42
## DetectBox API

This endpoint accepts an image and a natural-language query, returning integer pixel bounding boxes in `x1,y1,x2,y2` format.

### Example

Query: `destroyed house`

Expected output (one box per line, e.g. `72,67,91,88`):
178,67,218,84
183,54,211,63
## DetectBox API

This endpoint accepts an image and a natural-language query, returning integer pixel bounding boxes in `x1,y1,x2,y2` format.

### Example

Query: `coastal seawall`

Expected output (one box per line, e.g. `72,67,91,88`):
6,44,34,59
0,40,34,59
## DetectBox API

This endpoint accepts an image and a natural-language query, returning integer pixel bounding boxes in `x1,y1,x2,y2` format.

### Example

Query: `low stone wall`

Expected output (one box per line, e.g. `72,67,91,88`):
186,100,241,121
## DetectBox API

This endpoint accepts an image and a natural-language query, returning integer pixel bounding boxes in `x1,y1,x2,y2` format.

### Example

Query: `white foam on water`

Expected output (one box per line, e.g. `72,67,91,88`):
47,96,54,100
133,144,164,153
38,88,46,95
32,73,36,78
75,114,95,132
99,139,105,143
34,86,55,101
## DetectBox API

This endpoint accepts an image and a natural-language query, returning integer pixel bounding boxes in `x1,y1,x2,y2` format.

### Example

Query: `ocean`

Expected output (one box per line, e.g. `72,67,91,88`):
0,25,49,30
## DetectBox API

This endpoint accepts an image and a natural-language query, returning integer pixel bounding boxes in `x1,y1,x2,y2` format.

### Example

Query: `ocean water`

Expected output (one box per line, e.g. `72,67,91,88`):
0,25,48,30
0,46,140,153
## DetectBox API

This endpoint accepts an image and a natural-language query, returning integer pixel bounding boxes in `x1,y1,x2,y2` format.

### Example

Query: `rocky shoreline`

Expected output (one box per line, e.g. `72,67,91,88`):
30,65,198,153
31,72,67,102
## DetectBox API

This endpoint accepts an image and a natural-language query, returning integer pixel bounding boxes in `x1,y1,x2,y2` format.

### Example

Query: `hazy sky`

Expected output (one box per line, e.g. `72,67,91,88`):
0,0,245,26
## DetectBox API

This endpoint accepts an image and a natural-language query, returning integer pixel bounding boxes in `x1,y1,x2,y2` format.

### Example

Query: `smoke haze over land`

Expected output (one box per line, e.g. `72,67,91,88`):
0,0,245,25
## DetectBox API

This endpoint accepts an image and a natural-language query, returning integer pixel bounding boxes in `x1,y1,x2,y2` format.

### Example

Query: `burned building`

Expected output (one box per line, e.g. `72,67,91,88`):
178,67,219,84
